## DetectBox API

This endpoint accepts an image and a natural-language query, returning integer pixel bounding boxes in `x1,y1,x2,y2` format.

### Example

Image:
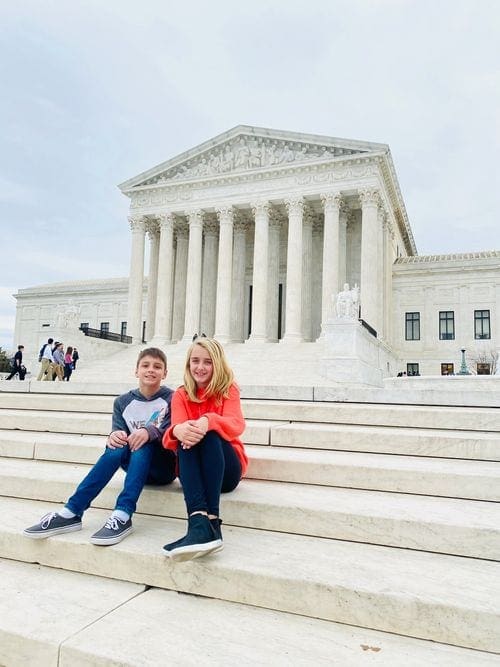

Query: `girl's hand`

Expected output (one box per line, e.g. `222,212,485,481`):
174,420,206,448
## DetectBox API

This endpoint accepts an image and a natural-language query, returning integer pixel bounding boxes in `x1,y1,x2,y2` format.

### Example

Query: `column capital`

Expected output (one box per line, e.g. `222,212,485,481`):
145,219,160,238
233,219,248,234
216,206,234,223
203,220,219,236
303,206,316,227
321,192,343,211
174,220,189,239
269,209,284,228
284,197,304,215
157,212,176,230
251,201,270,217
186,209,204,226
359,188,381,208
128,216,146,233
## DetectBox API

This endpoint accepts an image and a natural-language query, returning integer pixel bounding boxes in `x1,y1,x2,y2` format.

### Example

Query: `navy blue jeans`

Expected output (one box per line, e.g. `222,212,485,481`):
177,430,242,517
65,441,176,517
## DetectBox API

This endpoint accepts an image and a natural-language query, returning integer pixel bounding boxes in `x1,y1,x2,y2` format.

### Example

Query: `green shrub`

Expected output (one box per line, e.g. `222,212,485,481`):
0,348,12,373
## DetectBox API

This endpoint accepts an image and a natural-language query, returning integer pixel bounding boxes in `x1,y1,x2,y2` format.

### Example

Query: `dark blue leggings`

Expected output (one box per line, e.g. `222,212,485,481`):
177,430,242,517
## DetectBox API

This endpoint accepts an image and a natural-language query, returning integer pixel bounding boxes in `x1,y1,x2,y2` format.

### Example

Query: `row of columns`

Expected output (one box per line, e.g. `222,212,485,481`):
126,189,389,344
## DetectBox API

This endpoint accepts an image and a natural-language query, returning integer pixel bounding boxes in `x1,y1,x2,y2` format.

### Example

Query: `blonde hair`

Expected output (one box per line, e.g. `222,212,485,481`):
184,338,234,403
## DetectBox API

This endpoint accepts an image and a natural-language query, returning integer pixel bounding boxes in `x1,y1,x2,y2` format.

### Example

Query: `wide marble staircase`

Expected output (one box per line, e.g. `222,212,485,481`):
0,382,499,666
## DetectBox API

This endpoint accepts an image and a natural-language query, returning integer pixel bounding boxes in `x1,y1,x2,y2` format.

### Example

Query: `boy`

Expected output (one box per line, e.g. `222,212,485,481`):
24,347,175,545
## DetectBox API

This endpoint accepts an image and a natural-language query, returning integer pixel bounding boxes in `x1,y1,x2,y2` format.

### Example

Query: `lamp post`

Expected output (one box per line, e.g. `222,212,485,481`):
457,348,471,375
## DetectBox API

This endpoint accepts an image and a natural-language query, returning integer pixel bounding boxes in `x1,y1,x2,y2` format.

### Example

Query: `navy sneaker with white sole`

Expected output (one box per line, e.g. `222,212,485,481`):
23,512,82,539
90,516,133,546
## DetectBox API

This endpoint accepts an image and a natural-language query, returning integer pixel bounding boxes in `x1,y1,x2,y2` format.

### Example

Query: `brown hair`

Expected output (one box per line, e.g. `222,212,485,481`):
136,347,167,370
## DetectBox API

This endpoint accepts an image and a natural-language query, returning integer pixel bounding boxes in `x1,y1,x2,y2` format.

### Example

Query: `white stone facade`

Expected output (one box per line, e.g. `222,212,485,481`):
11,126,500,379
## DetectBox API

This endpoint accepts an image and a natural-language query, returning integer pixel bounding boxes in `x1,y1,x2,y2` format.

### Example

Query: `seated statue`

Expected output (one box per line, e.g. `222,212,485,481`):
335,283,360,320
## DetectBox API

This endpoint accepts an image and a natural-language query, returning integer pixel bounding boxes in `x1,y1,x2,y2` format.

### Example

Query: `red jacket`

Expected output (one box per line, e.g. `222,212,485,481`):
162,383,248,475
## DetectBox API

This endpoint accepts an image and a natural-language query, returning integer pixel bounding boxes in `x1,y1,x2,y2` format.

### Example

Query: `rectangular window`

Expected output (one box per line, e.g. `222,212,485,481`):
439,311,455,340
80,322,89,331
441,363,454,376
405,312,420,340
477,362,491,375
407,363,419,376
121,321,127,337
474,310,491,339
100,322,110,334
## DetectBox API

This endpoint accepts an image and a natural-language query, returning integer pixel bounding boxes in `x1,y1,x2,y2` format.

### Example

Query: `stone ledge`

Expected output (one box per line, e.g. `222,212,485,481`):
2,559,498,667
1,460,499,558
2,497,499,652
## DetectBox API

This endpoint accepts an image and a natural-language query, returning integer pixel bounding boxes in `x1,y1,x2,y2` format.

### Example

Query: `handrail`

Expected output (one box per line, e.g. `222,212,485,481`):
79,325,132,344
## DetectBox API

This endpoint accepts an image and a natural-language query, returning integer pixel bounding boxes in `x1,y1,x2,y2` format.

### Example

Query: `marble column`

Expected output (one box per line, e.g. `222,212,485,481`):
359,188,381,333
301,207,314,341
200,220,218,337
282,197,304,342
127,216,146,343
152,213,175,344
267,211,282,341
320,192,342,334
183,210,204,341
339,209,348,288
214,206,234,343
171,222,189,342
231,217,248,342
249,202,270,342
312,216,323,340
145,221,160,341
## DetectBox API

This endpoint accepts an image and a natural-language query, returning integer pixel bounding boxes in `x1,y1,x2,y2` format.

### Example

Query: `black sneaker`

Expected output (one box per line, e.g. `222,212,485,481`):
23,512,82,539
209,518,224,553
163,514,222,561
90,516,133,546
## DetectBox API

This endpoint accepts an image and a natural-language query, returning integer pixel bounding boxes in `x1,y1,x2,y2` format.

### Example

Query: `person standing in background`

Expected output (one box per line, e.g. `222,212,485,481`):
5,345,25,381
63,346,74,381
37,338,54,381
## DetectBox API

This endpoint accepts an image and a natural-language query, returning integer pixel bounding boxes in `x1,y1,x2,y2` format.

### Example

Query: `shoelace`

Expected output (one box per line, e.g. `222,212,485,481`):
40,512,57,529
104,516,122,531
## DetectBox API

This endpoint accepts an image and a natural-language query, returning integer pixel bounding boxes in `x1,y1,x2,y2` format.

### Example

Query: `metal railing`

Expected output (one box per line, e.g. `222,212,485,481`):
79,325,132,344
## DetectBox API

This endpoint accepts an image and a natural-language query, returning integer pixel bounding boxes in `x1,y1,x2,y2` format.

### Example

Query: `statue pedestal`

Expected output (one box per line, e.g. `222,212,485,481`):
322,319,393,386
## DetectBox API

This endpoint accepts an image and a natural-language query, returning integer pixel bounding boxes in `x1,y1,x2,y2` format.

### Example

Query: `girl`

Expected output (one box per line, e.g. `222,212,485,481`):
162,337,247,561
63,346,73,381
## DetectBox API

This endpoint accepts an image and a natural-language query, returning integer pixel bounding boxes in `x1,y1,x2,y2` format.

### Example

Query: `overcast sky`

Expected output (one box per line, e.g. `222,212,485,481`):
1,0,499,351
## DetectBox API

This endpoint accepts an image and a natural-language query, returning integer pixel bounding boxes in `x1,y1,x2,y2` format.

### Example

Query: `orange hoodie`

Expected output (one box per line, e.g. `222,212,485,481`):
162,383,248,475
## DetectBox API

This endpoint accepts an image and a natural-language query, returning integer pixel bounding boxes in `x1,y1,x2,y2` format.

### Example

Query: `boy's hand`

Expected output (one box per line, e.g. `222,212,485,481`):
107,430,128,449
128,427,149,451
174,420,206,448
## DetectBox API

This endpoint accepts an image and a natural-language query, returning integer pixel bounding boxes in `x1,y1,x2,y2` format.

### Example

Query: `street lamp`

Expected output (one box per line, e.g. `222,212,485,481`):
457,348,471,375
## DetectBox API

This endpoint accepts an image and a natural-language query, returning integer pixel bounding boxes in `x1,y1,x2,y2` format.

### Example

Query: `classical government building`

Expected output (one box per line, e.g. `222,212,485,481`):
13,126,500,379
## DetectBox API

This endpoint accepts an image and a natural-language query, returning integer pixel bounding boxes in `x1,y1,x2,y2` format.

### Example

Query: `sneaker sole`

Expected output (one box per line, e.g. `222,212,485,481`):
165,539,223,562
23,523,82,539
90,526,134,546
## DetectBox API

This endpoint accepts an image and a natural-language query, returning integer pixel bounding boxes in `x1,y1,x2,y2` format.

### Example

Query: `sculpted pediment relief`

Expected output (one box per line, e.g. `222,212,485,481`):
132,132,372,188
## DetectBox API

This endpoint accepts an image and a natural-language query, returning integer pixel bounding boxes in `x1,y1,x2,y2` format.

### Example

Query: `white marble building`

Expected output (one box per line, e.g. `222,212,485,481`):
12,126,500,379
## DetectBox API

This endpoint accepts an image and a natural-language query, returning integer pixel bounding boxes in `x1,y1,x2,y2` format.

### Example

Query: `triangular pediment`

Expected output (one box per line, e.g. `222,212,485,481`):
119,125,388,190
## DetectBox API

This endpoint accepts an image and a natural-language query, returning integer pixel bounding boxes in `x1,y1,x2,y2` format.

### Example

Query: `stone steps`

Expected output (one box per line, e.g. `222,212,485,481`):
1,429,499,500
1,458,499,559
2,559,498,667
2,497,499,653
2,390,500,430
0,409,500,461
0,387,499,659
